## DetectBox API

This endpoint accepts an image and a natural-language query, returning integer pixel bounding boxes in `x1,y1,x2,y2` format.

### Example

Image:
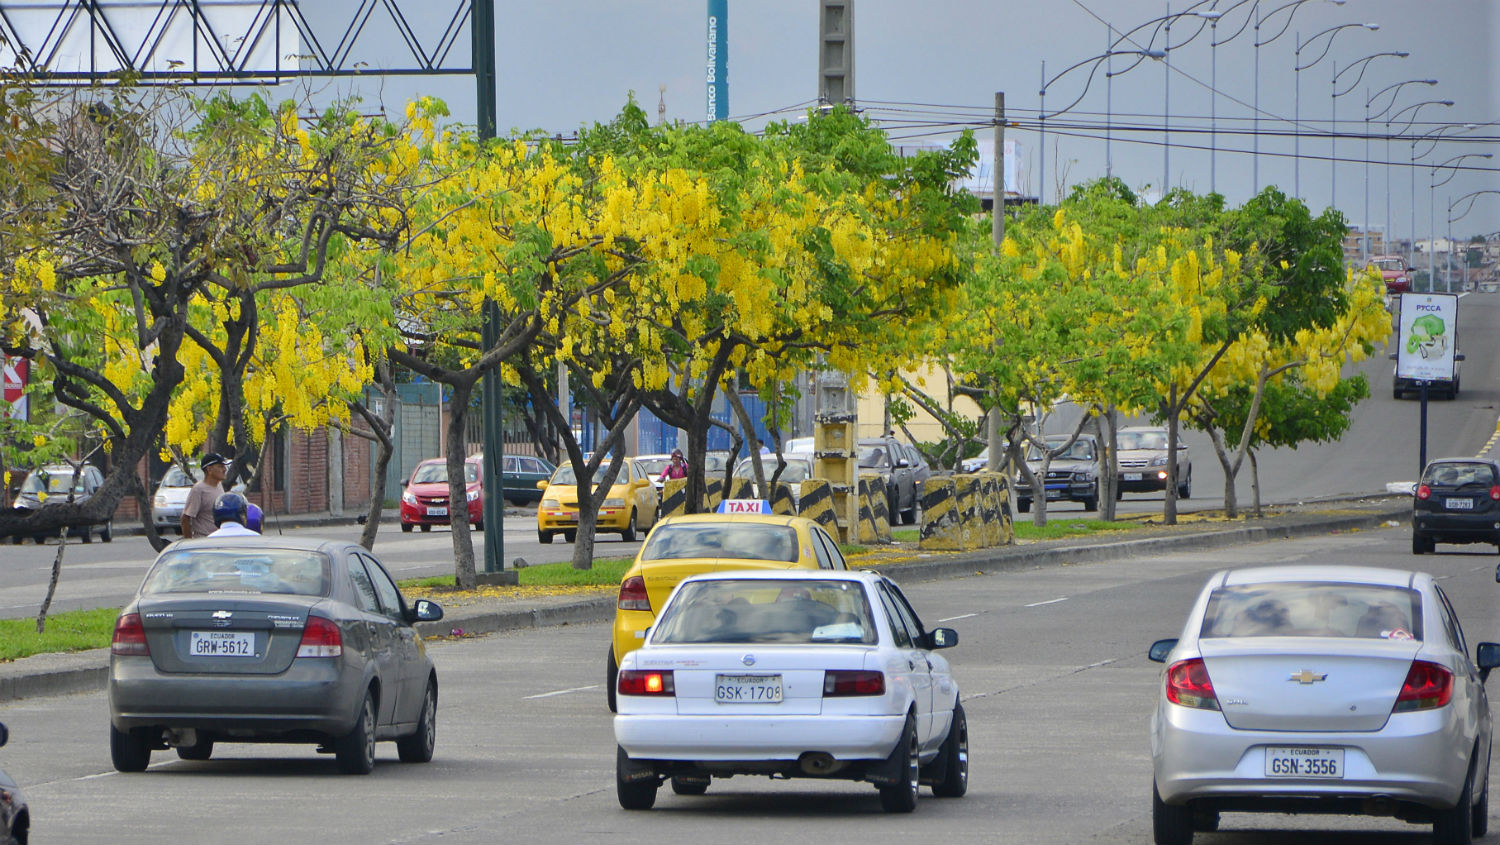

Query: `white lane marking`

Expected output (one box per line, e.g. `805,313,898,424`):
937,613,977,622
523,684,600,700
1025,597,1069,608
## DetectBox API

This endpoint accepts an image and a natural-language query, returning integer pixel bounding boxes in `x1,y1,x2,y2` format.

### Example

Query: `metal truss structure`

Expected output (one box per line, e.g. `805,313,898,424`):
0,0,474,84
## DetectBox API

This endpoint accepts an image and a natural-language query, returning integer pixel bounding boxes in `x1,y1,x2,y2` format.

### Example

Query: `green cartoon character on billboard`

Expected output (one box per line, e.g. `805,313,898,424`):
1405,313,1449,360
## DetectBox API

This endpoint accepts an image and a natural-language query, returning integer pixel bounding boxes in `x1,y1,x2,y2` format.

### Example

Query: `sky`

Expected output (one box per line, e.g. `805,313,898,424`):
13,0,1497,247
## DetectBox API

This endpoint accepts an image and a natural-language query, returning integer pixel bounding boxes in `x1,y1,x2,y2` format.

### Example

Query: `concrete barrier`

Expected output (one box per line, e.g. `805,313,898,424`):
798,479,838,532
918,477,963,551
660,478,688,518
954,475,982,550
977,473,1002,547
861,473,892,542
769,481,796,515
704,476,724,511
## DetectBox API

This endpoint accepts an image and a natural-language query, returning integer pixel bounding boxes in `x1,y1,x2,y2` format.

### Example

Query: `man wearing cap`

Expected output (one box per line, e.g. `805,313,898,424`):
181,453,228,539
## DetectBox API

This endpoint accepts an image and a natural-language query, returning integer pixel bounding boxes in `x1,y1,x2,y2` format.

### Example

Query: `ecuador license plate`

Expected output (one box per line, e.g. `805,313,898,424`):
426,506,448,516
715,674,783,703
1265,746,1343,778
1123,473,1142,481
1445,498,1474,510
190,631,255,658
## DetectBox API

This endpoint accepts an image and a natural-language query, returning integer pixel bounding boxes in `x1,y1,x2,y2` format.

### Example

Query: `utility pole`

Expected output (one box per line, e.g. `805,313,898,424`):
474,0,509,580
987,93,1005,474
818,0,854,107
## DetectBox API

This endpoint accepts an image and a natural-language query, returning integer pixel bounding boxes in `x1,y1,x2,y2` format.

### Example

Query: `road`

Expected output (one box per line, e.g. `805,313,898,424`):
3,514,1497,843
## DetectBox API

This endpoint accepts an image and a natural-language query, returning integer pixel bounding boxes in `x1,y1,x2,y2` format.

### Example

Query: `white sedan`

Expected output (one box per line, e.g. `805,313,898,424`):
1149,565,1500,845
613,569,968,812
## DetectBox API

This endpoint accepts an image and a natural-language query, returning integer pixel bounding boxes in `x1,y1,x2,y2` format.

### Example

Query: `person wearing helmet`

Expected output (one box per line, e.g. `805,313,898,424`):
208,492,259,537
245,501,263,533
660,449,689,482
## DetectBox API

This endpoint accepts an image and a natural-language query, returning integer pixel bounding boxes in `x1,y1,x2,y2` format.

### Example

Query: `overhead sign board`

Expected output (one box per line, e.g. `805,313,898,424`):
1395,293,1458,383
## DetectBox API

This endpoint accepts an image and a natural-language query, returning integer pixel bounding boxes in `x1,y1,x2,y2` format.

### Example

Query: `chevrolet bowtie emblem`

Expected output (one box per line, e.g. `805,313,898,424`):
212,611,233,619
1289,670,1327,684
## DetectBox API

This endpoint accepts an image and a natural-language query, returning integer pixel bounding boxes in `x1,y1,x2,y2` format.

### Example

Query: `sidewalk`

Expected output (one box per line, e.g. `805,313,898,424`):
0,495,1413,703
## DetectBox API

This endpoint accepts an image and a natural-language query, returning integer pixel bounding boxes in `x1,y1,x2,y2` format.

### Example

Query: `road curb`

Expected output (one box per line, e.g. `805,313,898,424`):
0,504,1409,703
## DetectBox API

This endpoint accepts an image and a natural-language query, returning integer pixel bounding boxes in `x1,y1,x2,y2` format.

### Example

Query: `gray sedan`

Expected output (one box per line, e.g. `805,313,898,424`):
1148,565,1500,845
108,537,444,775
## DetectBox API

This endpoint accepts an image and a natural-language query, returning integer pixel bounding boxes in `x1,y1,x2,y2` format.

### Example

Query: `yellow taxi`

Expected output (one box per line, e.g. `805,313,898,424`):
605,512,848,711
536,458,660,544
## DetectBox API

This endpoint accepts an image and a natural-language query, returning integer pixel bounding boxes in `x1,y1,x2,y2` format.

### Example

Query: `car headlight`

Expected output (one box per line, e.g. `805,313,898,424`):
402,491,416,505
466,489,480,502
603,498,624,508
541,498,558,508
1074,470,1094,481
154,495,167,507
1150,455,1168,466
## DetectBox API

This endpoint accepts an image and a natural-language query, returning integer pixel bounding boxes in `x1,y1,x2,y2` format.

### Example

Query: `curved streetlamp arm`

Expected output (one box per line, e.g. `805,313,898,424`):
1110,0,1218,53
1256,0,1326,47
1334,52,1408,98
1213,0,1261,45
1367,80,1438,119
1410,121,1472,160
1166,13,1220,52
1386,100,1453,135
1295,23,1378,71
1431,153,1493,189
1106,51,1163,78
1448,189,1500,221
1042,50,1163,119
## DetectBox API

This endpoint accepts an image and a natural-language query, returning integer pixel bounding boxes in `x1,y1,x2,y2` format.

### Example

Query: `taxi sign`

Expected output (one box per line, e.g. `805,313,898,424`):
716,499,771,514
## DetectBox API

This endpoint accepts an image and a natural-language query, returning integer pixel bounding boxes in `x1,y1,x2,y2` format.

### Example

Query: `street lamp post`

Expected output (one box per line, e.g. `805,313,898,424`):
1429,155,1492,292
1252,0,1348,192
1331,51,1406,212
1208,0,1260,195
1039,47,1166,204
1386,99,1453,266
1366,79,1438,260
1161,6,1222,192
1292,21,1378,199
1449,191,1500,290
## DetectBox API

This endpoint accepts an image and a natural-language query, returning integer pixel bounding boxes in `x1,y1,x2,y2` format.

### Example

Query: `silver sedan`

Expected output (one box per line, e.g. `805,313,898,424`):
108,537,444,774
1148,565,1500,845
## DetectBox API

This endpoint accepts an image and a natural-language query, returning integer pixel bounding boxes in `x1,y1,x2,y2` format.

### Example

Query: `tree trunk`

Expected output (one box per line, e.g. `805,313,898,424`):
134,471,170,553
1250,449,1263,519
35,527,68,633
1099,406,1119,522
356,359,399,551
1163,385,1180,525
445,384,478,590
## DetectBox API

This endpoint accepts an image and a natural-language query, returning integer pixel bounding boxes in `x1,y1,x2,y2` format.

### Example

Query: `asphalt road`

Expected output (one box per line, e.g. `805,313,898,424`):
3,516,1498,843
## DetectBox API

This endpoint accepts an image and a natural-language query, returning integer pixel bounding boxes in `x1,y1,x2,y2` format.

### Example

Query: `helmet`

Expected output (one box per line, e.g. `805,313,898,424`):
212,492,249,527
245,502,263,533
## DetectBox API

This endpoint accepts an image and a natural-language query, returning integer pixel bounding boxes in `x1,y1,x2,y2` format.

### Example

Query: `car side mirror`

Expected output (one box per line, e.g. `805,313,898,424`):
1477,642,1500,682
1388,352,1398,361
536,480,548,490
896,458,910,468
0,721,9,748
1455,352,1466,362
926,628,959,649
411,599,444,623
400,479,409,488
1148,638,1178,663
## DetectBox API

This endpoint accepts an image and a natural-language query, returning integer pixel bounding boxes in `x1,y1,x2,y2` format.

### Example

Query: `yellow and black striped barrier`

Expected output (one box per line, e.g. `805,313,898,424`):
977,473,1001,547
769,482,796,515
855,474,880,544
660,478,688,518
918,477,963,551
704,476,724,512
954,474,982,550
727,478,756,501
798,479,838,531
994,474,1015,544
863,474,892,542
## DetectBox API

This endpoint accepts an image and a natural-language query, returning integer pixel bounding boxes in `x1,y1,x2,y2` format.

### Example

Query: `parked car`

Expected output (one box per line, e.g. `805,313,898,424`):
152,462,247,534
108,536,445,775
857,437,917,524
960,447,989,474
10,463,112,543
399,456,484,533
731,454,816,507
0,722,28,845
607,513,846,712
536,458,659,544
497,454,555,505
1411,457,1500,555
899,442,933,498
1369,254,1413,295
1116,427,1192,499
1148,565,1499,845
614,569,967,812
1014,434,1100,513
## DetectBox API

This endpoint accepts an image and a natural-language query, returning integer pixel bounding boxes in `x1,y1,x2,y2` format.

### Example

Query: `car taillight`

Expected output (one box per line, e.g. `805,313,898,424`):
618,669,674,696
1416,484,1432,500
823,670,885,696
111,613,149,656
1164,658,1219,710
1490,486,1500,501
617,576,650,612
1394,660,1453,712
296,616,343,658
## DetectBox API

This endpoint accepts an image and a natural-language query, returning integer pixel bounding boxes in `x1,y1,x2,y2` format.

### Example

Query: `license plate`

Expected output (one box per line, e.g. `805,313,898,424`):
1265,746,1343,778
1046,489,1064,499
189,631,255,658
426,506,447,516
1123,473,1142,481
715,674,783,703
1445,498,1474,510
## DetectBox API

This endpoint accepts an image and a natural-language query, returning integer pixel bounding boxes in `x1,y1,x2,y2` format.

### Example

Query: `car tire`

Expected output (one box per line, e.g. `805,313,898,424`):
420,524,431,533
396,679,437,764
878,714,920,813
110,724,151,772
606,646,619,713
616,746,658,810
473,520,483,532
1017,498,1031,514
538,530,553,544
333,691,377,775
1083,489,1099,512
81,525,93,544
1178,473,1192,500
563,530,577,544
401,522,413,533
1152,780,1194,845
1413,532,1432,555
1393,386,1402,400
622,510,637,542
101,520,113,543
670,775,710,795
176,737,213,761
930,702,969,798
1433,763,1475,845
1473,765,1489,839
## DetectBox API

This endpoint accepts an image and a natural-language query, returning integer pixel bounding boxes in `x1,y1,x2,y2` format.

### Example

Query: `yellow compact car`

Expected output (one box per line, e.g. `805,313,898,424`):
605,512,848,711
536,459,660,544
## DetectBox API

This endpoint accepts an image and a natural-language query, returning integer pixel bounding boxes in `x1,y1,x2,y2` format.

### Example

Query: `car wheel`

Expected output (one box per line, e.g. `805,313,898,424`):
1152,780,1194,845
1191,810,1220,832
401,522,413,533
606,646,619,713
1413,532,1431,555
101,520,113,543
419,524,431,533
1433,763,1475,845
1393,386,1402,400
333,691,377,775
473,520,483,532
616,746,659,810
563,530,577,544
670,775,710,795
81,525,93,544
930,702,969,797
396,679,437,764
538,530,553,544
879,713,920,813
1017,498,1031,514
1473,767,1489,839
1083,489,1099,512
621,510,637,542
110,724,151,772
176,737,213,761
1115,485,1124,501
1178,473,1192,500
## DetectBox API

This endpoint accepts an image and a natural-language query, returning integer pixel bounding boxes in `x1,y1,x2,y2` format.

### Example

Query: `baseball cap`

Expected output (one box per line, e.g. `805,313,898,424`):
200,452,227,470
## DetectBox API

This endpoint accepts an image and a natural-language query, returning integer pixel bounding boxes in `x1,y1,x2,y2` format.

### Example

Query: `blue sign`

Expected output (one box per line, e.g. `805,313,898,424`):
706,0,727,122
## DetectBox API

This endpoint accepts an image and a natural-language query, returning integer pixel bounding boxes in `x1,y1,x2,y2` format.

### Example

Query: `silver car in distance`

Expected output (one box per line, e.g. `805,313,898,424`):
1148,566,1500,845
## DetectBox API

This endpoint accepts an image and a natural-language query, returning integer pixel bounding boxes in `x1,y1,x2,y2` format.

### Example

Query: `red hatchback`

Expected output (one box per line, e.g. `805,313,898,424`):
400,456,484,532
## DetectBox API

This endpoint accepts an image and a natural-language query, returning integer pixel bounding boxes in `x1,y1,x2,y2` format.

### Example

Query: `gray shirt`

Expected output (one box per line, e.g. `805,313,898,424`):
182,479,223,538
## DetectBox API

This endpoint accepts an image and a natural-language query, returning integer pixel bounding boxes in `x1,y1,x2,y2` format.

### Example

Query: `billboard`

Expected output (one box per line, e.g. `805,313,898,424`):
1395,293,1458,384
2,357,27,422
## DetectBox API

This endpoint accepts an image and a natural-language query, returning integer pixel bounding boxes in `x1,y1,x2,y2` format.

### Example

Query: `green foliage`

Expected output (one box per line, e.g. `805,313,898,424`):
0,606,119,661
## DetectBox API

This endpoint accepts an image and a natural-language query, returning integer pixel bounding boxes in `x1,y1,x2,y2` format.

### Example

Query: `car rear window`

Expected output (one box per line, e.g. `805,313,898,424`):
1422,463,1497,488
142,549,330,597
652,579,877,645
1200,582,1423,641
640,522,799,563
